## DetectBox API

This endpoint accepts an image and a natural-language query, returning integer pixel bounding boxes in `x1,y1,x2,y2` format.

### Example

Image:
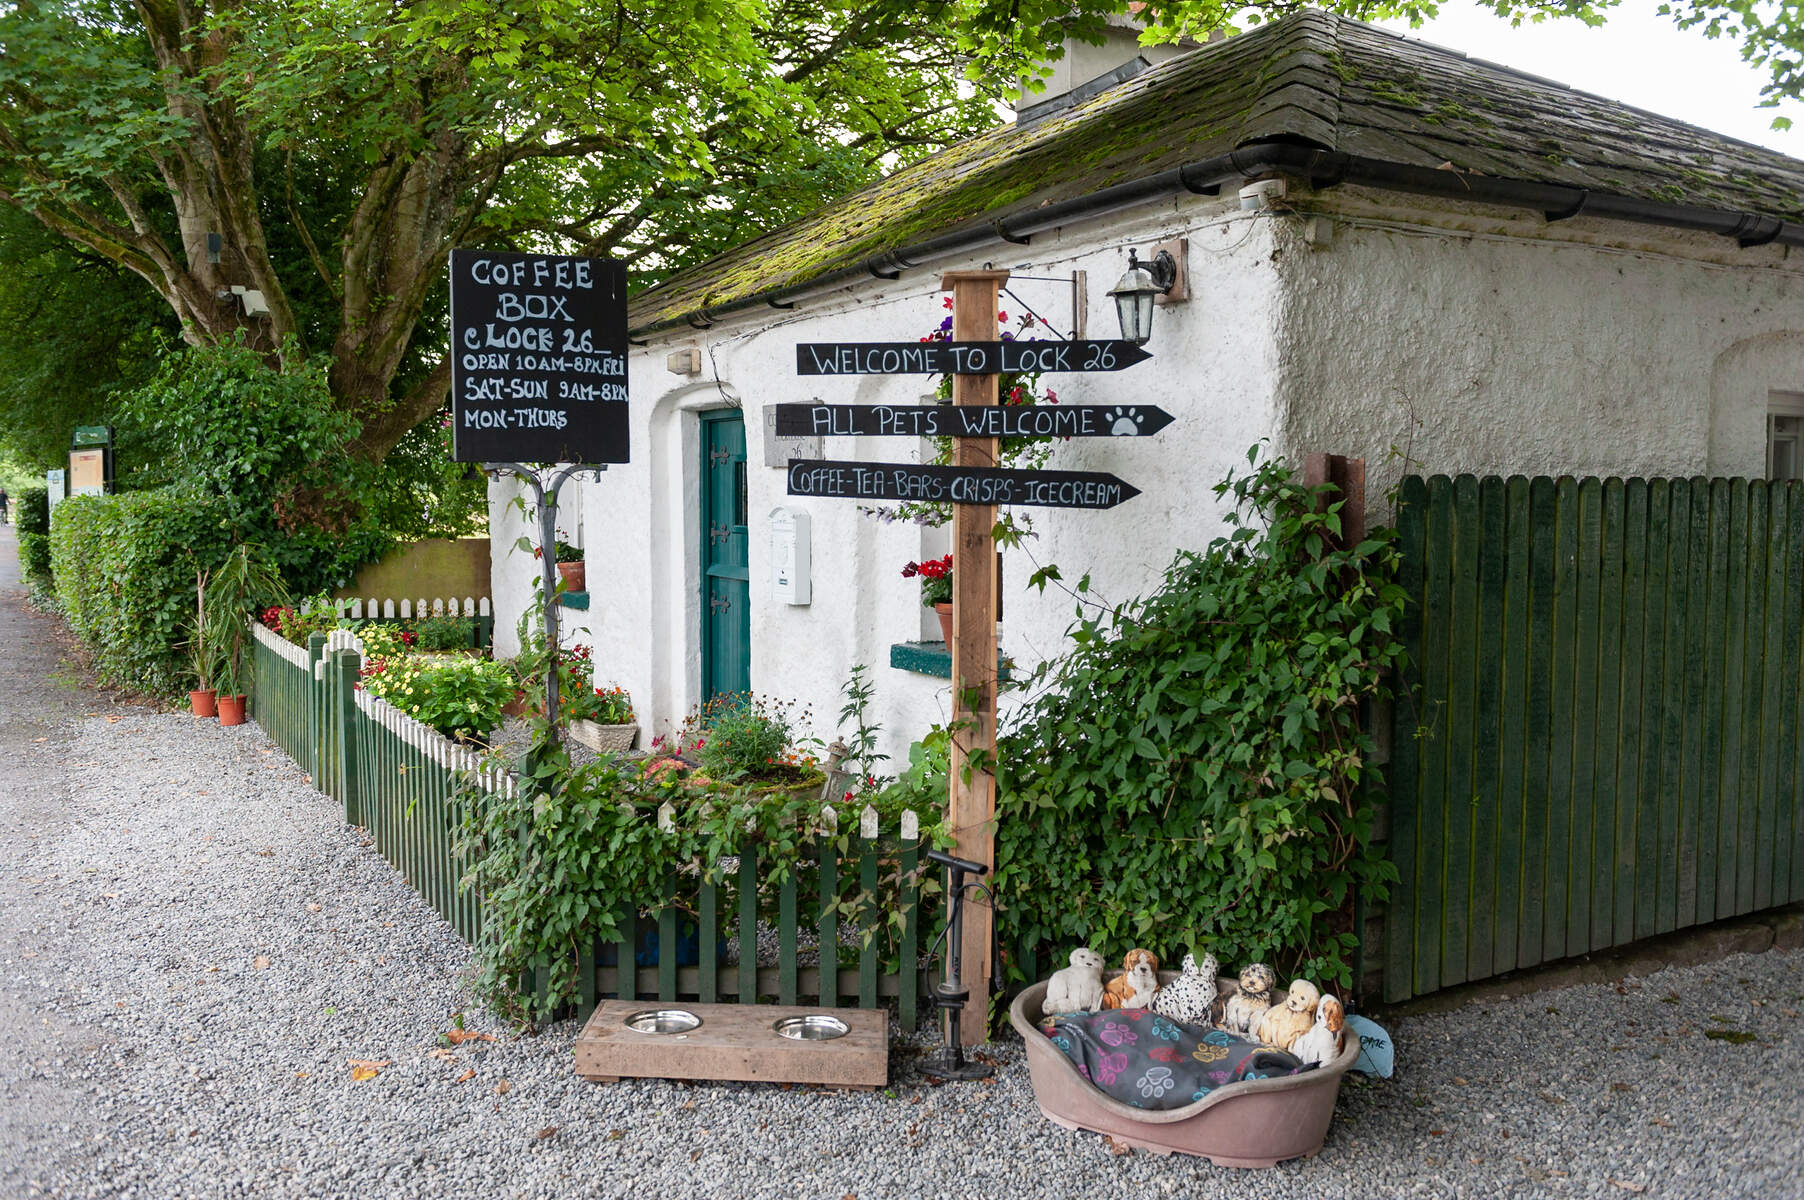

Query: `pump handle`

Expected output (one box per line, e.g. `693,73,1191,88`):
926,848,989,876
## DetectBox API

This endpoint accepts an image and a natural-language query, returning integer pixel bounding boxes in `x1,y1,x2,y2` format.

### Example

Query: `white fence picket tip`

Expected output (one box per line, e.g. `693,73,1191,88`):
819,804,839,833
860,804,879,839
900,810,919,841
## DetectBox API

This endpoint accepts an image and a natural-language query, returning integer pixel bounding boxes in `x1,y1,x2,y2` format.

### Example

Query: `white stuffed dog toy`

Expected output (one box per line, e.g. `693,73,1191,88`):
1043,947,1106,1013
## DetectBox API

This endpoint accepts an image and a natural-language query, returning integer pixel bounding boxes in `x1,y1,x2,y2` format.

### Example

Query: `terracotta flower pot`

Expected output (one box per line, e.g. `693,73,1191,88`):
189,688,218,718
557,560,587,592
933,601,953,645
216,695,247,726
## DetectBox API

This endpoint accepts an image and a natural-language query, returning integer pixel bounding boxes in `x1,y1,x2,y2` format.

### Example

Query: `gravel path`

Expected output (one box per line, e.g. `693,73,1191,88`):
4,524,1804,1199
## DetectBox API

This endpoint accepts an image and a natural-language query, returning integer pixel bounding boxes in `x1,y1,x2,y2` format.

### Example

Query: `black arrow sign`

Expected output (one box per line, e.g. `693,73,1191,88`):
795,339,1152,376
774,402,1174,439
787,459,1140,510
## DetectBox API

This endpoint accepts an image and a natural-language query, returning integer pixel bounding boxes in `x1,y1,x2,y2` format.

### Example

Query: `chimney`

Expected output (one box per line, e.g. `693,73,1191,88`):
1016,11,1206,126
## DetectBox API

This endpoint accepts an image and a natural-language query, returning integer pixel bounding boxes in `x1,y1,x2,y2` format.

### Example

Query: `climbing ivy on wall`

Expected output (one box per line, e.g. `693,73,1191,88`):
994,448,1406,991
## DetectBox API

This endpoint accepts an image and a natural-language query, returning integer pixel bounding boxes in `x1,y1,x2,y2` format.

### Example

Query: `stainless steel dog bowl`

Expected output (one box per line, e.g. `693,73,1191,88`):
623,1008,702,1034
772,1014,849,1041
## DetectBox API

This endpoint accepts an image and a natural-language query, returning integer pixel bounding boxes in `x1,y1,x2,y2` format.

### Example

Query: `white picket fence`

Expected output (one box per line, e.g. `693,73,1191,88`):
333,596,491,621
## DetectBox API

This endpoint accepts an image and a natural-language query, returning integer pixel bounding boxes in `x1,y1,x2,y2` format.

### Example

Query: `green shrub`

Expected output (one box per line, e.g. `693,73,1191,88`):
50,490,239,694
410,613,475,652
994,449,1406,992
15,484,50,580
361,654,517,742
683,693,820,785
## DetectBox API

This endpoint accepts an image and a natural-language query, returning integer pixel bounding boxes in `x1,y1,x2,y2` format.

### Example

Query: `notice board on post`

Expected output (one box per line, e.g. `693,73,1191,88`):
449,249,630,464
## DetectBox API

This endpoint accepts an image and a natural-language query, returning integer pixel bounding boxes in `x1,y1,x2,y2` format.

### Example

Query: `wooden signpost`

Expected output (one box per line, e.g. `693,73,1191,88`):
795,339,1152,376
773,401,1174,439
786,270,1163,1046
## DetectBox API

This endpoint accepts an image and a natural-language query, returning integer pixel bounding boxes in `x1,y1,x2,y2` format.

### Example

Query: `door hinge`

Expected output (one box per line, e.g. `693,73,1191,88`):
710,595,732,613
710,523,731,545
710,448,733,466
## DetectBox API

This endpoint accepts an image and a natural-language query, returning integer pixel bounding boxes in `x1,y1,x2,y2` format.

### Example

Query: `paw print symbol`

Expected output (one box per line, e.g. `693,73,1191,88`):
1105,406,1145,436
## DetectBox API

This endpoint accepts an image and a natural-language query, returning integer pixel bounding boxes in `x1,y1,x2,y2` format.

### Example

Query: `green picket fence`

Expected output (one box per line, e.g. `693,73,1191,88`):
1386,475,1804,1002
248,621,934,1023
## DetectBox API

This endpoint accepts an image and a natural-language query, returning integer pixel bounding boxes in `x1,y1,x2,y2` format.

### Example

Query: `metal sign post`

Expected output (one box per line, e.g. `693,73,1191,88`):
483,462,605,753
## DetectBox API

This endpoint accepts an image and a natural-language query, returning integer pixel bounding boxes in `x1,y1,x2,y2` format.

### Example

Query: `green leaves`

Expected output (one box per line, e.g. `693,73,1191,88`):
994,447,1406,991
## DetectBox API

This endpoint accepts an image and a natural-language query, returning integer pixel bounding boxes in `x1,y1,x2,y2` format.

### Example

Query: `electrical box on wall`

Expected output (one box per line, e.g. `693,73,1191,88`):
769,508,812,605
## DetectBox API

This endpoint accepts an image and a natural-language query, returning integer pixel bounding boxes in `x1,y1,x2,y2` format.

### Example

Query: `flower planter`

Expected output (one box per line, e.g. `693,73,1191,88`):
557,560,587,592
216,695,248,726
568,719,639,754
188,688,218,718
933,601,953,644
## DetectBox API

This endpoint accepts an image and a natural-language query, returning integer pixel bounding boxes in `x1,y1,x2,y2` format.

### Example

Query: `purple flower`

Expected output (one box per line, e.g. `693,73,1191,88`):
938,315,953,331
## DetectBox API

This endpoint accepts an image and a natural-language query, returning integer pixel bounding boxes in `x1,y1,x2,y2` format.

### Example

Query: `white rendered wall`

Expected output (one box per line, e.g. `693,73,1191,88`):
487,197,1291,762
1270,188,1804,506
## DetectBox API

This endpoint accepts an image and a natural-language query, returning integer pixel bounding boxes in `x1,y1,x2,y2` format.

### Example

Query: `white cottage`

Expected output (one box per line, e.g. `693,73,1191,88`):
491,10,1804,760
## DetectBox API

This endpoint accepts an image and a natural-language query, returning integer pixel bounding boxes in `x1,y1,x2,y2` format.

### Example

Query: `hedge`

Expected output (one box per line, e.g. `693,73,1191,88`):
51,489,238,694
14,484,50,581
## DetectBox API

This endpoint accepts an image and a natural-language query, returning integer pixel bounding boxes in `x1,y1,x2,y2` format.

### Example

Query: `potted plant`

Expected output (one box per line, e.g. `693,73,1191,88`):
565,683,637,753
204,545,287,726
903,553,954,643
186,567,218,717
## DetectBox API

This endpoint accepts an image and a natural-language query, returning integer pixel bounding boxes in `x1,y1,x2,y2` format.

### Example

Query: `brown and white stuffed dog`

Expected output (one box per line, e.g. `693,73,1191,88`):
1292,994,1345,1066
1256,978,1322,1051
1219,963,1277,1038
1100,949,1160,1010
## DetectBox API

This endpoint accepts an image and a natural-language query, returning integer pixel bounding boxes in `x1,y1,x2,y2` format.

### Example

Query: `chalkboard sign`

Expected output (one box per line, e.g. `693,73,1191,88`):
449,250,630,464
774,402,1174,439
787,459,1140,510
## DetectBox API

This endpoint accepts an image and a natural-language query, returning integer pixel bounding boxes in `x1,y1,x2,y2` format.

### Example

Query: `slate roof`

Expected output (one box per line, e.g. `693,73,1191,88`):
630,10,1804,333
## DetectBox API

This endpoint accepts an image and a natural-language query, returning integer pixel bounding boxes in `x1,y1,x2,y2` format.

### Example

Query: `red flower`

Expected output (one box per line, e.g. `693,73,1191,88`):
1045,388,1058,403
942,296,953,310
996,311,1008,323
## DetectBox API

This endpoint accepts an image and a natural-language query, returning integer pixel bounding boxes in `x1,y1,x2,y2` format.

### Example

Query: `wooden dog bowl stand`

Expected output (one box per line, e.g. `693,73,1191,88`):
575,1001,887,1090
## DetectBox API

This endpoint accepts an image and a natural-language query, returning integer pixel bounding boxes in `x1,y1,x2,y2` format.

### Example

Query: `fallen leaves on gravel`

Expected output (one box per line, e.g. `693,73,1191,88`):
1104,1135,1132,1156
252,956,271,969
456,1068,475,1083
444,1029,494,1045
348,1059,391,1081
428,1048,457,1062
1610,1182,1647,1194
494,1079,511,1095
307,903,321,913
607,1130,624,1141
536,1126,558,1141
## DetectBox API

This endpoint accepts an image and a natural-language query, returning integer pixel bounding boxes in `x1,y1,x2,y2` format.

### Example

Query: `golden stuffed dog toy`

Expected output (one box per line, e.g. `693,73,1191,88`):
1255,978,1321,1051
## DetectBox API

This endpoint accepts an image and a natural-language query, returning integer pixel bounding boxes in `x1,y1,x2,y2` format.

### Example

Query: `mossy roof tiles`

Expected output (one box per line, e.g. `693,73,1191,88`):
630,10,1804,331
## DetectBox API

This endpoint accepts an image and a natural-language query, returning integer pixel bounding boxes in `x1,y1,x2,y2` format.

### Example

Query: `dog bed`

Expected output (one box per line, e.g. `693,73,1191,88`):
1011,979,1360,1167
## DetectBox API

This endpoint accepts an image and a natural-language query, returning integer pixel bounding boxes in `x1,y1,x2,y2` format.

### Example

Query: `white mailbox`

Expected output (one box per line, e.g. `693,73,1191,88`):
769,507,812,605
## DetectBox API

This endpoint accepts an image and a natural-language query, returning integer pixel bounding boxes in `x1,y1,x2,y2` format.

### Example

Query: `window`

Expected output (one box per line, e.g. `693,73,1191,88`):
1768,391,1804,480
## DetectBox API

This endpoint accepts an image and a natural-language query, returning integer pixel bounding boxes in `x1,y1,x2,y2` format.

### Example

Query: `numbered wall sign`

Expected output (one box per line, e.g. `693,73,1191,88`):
449,249,630,463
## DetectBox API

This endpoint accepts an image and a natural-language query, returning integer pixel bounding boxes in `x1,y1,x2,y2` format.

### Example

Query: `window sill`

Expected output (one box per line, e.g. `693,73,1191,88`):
558,591,589,610
889,641,1013,681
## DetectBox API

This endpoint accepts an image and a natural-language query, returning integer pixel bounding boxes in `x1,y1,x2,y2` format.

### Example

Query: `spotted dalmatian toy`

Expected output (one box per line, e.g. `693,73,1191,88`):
1151,950,1218,1027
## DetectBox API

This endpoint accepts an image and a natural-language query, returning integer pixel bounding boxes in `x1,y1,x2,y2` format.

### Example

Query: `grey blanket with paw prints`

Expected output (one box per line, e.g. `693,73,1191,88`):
1040,1008,1312,1110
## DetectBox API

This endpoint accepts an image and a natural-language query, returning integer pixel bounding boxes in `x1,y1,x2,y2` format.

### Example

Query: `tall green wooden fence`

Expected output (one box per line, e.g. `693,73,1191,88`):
1386,475,1804,1002
249,622,932,1024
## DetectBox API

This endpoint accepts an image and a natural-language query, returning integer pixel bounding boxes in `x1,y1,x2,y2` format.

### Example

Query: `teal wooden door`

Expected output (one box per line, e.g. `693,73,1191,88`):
701,412,750,700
